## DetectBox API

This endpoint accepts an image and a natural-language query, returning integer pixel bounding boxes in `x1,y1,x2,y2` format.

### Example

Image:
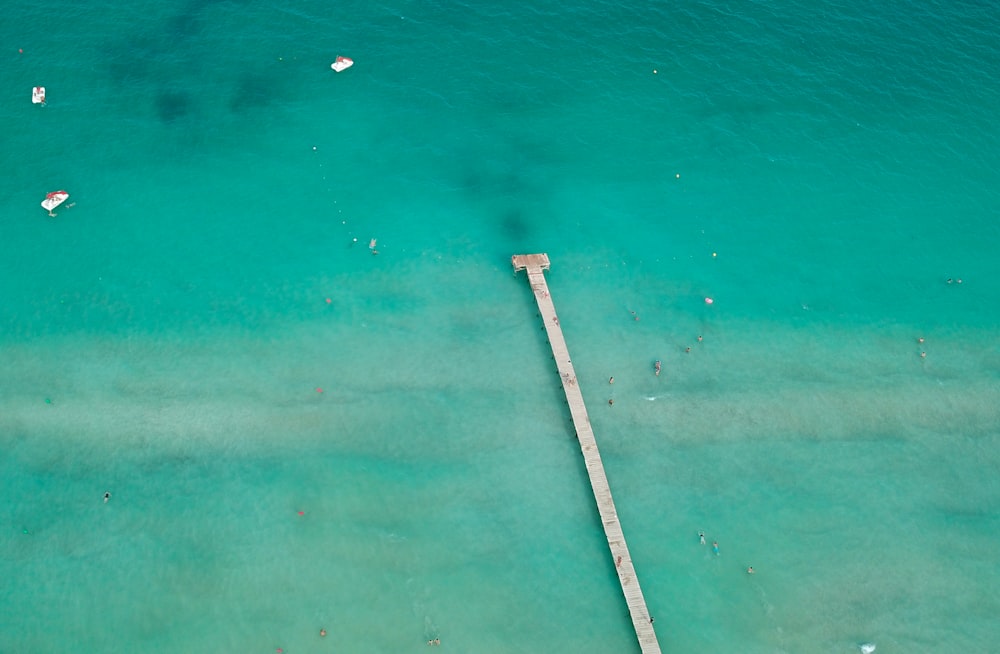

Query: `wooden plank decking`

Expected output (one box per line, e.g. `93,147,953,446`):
511,254,661,654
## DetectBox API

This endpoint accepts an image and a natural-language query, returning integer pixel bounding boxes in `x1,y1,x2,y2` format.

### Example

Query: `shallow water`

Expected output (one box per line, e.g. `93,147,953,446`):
2,0,999,651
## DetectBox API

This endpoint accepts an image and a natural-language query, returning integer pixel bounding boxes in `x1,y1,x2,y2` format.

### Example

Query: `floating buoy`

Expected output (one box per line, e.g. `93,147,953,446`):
315,387,324,393
32,86,45,104
704,297,714,305
298,511,305,516
331,56,354,72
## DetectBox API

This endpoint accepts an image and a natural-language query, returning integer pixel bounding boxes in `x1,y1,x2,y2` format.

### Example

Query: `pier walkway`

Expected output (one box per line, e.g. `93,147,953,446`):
511,254,661,654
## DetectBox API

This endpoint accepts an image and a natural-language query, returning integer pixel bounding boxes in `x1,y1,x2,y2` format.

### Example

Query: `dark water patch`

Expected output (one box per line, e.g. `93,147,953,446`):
228,71,282,113
170,0,252,40
155,90,193,123
934,503,999,523
105,35,159,87
168,11,202,40
499,208,532,242
455,155,529,199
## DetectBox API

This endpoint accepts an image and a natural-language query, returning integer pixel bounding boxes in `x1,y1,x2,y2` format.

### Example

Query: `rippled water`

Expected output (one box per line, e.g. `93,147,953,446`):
1,1,998,651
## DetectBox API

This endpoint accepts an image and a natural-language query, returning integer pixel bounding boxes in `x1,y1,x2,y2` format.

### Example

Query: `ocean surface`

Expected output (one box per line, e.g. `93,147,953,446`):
2,1,998,652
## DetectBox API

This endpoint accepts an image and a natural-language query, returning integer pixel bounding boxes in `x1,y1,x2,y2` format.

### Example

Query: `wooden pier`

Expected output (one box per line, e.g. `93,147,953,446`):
511,254,661,654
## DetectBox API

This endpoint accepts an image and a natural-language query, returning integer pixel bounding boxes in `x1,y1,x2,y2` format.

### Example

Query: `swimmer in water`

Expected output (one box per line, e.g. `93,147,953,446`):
654,360,661,376
747,566,754,574
103,491,111,503
712,541,719,555
699,532,706,545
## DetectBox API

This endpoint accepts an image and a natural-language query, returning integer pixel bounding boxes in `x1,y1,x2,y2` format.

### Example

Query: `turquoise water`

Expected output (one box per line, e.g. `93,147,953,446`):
2,1,998,651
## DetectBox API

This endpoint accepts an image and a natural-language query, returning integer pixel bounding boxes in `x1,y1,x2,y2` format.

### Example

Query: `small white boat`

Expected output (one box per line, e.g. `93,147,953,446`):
32,86,46,104
41,190,69,216
331,56,354,72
